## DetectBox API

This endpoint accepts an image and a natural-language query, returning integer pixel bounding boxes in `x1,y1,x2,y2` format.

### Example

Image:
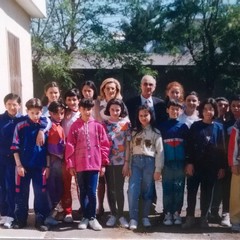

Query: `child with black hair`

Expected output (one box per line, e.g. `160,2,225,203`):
103,98,131,228
183,98,226,229
65,99,110,231
158,100,189,226
128,105,164,230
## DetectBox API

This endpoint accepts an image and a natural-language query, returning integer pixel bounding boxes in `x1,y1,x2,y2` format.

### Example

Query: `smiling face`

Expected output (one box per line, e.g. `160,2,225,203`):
202,103,215,123
5,99,21,117
103,82,117,101
65,96,79,112
45,87,60,103
167,86,181,101
185,94,199,112
138,109,151,127
167,105,182,119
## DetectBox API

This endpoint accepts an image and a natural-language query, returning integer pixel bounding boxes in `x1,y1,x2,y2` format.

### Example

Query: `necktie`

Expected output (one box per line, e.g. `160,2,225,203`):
145,100,149,107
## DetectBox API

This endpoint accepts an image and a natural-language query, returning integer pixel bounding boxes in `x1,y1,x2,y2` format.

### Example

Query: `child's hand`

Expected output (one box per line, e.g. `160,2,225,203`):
185,164,194,176
217,168,225,179
36,130,45,146
69,168,76,176
122,162,129,177
17,166,26,177
100,166,106,177
43,167,50,179
231,165,240,175
154,172,161,181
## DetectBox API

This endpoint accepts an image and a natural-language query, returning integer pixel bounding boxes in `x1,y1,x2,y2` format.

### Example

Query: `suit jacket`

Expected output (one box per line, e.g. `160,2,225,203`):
126,95,167,128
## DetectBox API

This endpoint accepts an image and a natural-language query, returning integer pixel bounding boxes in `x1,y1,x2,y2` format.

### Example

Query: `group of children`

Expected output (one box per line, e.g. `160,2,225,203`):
0,79,240,233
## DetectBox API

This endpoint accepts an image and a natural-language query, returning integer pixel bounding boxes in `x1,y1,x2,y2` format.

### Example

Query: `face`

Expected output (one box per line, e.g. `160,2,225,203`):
217,100,229,117
138,109,151,127
109,104,121,121
82,85,94,99
79,107,92,121
202,103,215,122
230,100,240,119
27,107,42,123
141,77,156,98
185,95,199,111
167,86,181,101
167,106,182,119
103,82,117,101
49,108,65,123
45,87,60,103
5,99,21,117
65,96,79,112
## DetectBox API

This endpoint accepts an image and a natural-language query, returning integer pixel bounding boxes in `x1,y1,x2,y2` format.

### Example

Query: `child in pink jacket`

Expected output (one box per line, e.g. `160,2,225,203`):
65,98,110,231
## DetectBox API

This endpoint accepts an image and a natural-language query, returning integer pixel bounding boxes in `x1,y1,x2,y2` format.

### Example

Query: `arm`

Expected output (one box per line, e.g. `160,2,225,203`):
36,116,52,146
14,152,25,177
122,140,130,177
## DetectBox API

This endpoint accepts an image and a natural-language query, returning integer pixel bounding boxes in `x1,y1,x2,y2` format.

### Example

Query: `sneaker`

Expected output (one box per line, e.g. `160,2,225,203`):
35,223,49,231
0,216,8,225
64,214,73,223
78,218,89,230
89,218,102,231
182,216,195,229
119,216,129,228
142,217,151,227
173,212,182,225
129,219,138,230
44,216,58,226
163,212,173,226
231,223,240,232
221,213,232,227
3,217,14,229
106,215,117,227
200,217,209,228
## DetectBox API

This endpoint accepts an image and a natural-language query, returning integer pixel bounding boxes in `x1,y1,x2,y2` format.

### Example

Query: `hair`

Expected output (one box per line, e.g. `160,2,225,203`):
99,78,122,100
198,98,218,119
64,88,80,100
79,98,94,109
80,80,98,100
25,98,42,110
184,91,199,100
215,96,229,103
104,98,128,118
167,99,183,109
48,100,66,113
141,75,156,85
41,81,61,106
133,105,156,135
165,81,184,103
4,93,21,105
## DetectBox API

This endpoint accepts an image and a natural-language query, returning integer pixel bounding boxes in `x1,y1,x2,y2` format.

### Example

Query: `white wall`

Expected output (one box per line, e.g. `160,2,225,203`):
0,0,34,113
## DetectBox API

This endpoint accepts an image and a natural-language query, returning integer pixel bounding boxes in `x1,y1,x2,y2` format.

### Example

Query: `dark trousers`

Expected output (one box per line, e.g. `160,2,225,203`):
0,161,15,218
15,167,50,225
76,171,99,219
186,168,217,217
105,165,125,217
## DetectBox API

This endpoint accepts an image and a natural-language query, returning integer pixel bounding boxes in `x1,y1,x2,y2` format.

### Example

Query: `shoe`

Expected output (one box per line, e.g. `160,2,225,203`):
200,217,209,228
119,216,129,228
35,223,49,231
44,216,58,226
208,213,221,223
64,214,73,223
129,219,138,230
89,218,102,231
163,212,173,226
0,216,8,225
12,221,27,229
78,218,89,230
106,215,117,227
173,212,182,225
182,216,195,229
231,223,240,232
221,213,232,227
142,217,151,227
3,217,14,229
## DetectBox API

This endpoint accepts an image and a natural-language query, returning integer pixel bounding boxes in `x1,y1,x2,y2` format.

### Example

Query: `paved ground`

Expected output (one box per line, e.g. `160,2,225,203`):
0,180,239,239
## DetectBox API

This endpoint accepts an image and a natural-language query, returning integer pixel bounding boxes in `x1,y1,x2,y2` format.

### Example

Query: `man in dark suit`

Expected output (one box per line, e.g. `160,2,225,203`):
126,75,167,128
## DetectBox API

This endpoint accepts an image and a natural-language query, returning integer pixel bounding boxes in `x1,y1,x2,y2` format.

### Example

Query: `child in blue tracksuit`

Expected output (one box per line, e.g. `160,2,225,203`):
0,93,50,229
11,98,51,231
158,100,189,226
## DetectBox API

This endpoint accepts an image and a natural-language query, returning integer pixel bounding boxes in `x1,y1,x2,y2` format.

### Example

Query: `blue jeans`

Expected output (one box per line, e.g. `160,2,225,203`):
128,155,155,221
76,171,99,219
